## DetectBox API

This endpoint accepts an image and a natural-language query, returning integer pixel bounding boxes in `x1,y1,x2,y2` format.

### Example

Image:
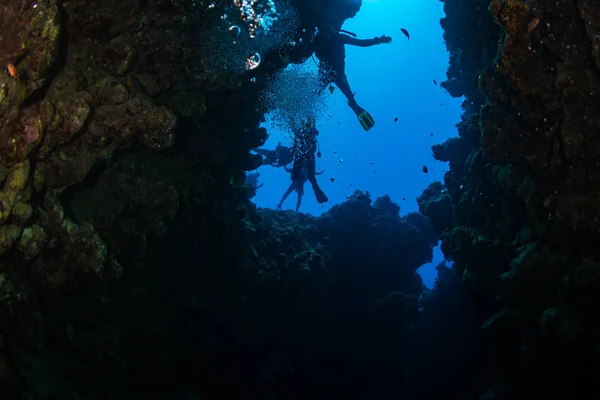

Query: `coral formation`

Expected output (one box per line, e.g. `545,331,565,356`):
13,0,599,397
0,0,480,398
419,0,600,397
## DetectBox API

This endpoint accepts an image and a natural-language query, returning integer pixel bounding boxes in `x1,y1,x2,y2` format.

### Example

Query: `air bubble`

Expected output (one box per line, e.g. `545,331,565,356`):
229,25,241,37
234,0,278,38
245,53,261,70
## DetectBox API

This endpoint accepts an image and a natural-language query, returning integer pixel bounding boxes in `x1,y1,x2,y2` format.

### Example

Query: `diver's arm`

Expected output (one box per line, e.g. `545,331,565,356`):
341,34,391,47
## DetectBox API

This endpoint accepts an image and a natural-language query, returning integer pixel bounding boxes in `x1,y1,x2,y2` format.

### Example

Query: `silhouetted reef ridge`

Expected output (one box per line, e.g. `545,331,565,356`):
419,0,600,397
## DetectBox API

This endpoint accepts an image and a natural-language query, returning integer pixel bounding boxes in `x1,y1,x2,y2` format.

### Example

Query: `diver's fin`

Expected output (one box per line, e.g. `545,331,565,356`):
348,101,375,131
314,186,328,203
356,109,375,131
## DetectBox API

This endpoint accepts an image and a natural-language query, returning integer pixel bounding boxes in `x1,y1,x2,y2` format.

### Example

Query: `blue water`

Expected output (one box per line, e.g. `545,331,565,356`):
252,0,464,287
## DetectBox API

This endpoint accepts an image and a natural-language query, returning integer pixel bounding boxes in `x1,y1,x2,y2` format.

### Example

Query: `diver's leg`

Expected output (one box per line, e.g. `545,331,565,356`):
295,193,303,212
307,160,318,188
334,67,375,131
335,71,366,114
307,159,317,181
295,182,304,212
307,159,317,187
330,62,357,104
308,160,328,204
290,161,302,182
334,71,356,104
277,183,295,209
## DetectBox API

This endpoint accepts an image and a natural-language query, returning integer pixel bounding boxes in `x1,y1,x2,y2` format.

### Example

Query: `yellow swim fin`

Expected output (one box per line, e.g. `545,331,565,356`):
357,110,375,131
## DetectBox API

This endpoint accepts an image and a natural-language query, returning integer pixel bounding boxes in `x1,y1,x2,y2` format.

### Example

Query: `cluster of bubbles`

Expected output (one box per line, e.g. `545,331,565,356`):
233,0,278,39
244,53,261,70
261,63,332,135
200,0,298,73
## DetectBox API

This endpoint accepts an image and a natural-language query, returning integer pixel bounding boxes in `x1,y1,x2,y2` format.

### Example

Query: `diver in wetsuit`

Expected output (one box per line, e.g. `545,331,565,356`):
305,24,392,131
277,116,328,211
252,144,294,168
245,171,264,199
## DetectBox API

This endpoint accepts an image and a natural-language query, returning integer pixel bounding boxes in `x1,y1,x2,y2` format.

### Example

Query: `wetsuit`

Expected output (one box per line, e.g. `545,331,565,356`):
290,125,328,204
312,31,381,108
291,127,318,183
253,145,293,167
302,26,391,131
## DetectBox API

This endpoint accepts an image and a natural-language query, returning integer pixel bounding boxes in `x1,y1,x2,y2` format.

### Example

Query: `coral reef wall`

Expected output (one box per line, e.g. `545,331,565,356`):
0,1,476,399
0,0,270,397
420,0,600,397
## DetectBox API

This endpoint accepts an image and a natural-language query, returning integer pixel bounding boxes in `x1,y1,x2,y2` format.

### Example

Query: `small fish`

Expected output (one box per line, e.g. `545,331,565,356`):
528,17,540,32
422,165,429,173
400,28,410,40
402,197,406,200
126,74,144,92
330,177,335,182
394,117,398,122
440,102,444,106
328,85,335,94
7,63,18,80
433,79,437,85
430,132,433,136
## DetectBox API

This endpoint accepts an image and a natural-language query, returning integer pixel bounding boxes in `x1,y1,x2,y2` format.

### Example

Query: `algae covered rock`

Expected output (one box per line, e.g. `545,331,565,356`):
0,225,22,255
0,160,33,255
417,181,454,235
32,190,122,289
16,224,49,261
0,0,63,85
0,101,53,166
140,106,177,149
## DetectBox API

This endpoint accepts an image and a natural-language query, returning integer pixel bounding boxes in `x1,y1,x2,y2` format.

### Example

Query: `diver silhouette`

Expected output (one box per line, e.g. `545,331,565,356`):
304,24,392,131
277,116,327,211
252,144,294,168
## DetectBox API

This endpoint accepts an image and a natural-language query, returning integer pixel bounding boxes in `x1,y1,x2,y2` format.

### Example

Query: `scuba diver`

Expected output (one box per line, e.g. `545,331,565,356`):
277,116,328,211
245,171,264,199
299,24,392,131
277,167,324,212
252,144,294,168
